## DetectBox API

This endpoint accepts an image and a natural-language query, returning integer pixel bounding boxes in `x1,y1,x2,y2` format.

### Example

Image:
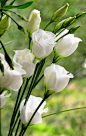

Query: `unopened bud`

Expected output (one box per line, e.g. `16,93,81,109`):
76,12,86,19
51,3,69,22
69,25,81,34
0,12,11,36
27,9,41,35
53,16,75,34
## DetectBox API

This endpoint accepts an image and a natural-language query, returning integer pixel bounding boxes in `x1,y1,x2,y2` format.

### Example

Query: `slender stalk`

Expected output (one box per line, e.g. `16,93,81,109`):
14,119,21,136
25,59,45,105
44,20,52,30
9,112,20,136
8,86,22,136
42,106,86,118
8,78,30,136
28,32,32,49
10,0,16,5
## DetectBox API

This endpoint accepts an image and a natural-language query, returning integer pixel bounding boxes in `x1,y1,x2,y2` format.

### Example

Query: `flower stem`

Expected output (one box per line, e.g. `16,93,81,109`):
42,106,86,118
8,78,31,136
44,20,52,30
14,119,21,136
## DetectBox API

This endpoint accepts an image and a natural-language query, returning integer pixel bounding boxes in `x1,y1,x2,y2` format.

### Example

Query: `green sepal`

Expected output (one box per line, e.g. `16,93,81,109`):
18,25,25,34
7,90,12,100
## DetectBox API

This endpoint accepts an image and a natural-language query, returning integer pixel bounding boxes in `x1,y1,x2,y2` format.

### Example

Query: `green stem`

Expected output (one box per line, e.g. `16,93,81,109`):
44,20,52,30
10,0,16,5
14,119,21,136
8,78,31,136
28,33,32,49
42,106,86,118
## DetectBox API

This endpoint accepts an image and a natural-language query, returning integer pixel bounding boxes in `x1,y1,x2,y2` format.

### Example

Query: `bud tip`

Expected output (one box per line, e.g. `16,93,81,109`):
66,3,69,7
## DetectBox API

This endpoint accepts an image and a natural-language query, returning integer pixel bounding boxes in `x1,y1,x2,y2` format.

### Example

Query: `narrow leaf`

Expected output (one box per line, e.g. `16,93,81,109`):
3,1,33,9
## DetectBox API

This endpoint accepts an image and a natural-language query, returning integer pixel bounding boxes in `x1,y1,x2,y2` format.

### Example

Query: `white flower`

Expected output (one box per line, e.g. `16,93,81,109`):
0,90,11,108
0,53,25,91
13,49,38,77
44,64,73,92
20,95,48,124
55,30,82,57
32,29,56,58
27,9,41,34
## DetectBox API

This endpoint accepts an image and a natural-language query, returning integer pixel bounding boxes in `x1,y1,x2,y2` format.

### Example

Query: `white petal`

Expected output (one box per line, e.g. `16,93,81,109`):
32,41,46,58
7,70,23,91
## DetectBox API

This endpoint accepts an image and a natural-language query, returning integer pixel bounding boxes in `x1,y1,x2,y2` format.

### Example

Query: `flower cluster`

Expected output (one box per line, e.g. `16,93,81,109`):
0,3,84,135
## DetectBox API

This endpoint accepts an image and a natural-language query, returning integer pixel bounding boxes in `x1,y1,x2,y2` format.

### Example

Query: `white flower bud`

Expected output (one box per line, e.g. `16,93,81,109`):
55,30,82,57
27,9,41,34
20,95,48,124
44,64,73,92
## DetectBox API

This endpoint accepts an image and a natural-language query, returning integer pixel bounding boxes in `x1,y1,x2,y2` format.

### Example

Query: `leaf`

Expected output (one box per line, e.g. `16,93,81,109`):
3,1,33,9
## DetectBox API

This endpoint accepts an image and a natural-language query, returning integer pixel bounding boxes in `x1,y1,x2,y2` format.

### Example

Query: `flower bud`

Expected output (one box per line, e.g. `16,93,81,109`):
55,30,82,57
76,12,86,19
20,95,48,124
44,64,73,92
53,16,75,34
69,25,81,34
51,3,69,22
0,12,11,36
27,9,41,35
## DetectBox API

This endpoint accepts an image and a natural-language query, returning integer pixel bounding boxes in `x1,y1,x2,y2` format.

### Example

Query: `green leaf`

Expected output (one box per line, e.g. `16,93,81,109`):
3,1,33,9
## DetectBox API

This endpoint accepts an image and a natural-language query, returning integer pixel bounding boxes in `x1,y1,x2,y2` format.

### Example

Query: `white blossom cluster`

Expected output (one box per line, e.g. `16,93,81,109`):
0,9,82,124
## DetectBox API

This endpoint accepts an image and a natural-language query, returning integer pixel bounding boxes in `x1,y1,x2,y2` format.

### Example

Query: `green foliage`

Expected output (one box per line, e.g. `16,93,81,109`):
3,1,33,9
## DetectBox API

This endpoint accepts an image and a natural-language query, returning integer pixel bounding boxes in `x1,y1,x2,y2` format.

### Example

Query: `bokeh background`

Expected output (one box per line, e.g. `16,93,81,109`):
1,0,86,136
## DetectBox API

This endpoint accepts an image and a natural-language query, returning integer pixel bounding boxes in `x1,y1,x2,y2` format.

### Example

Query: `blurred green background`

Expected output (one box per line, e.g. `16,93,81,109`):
1,0,86,136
